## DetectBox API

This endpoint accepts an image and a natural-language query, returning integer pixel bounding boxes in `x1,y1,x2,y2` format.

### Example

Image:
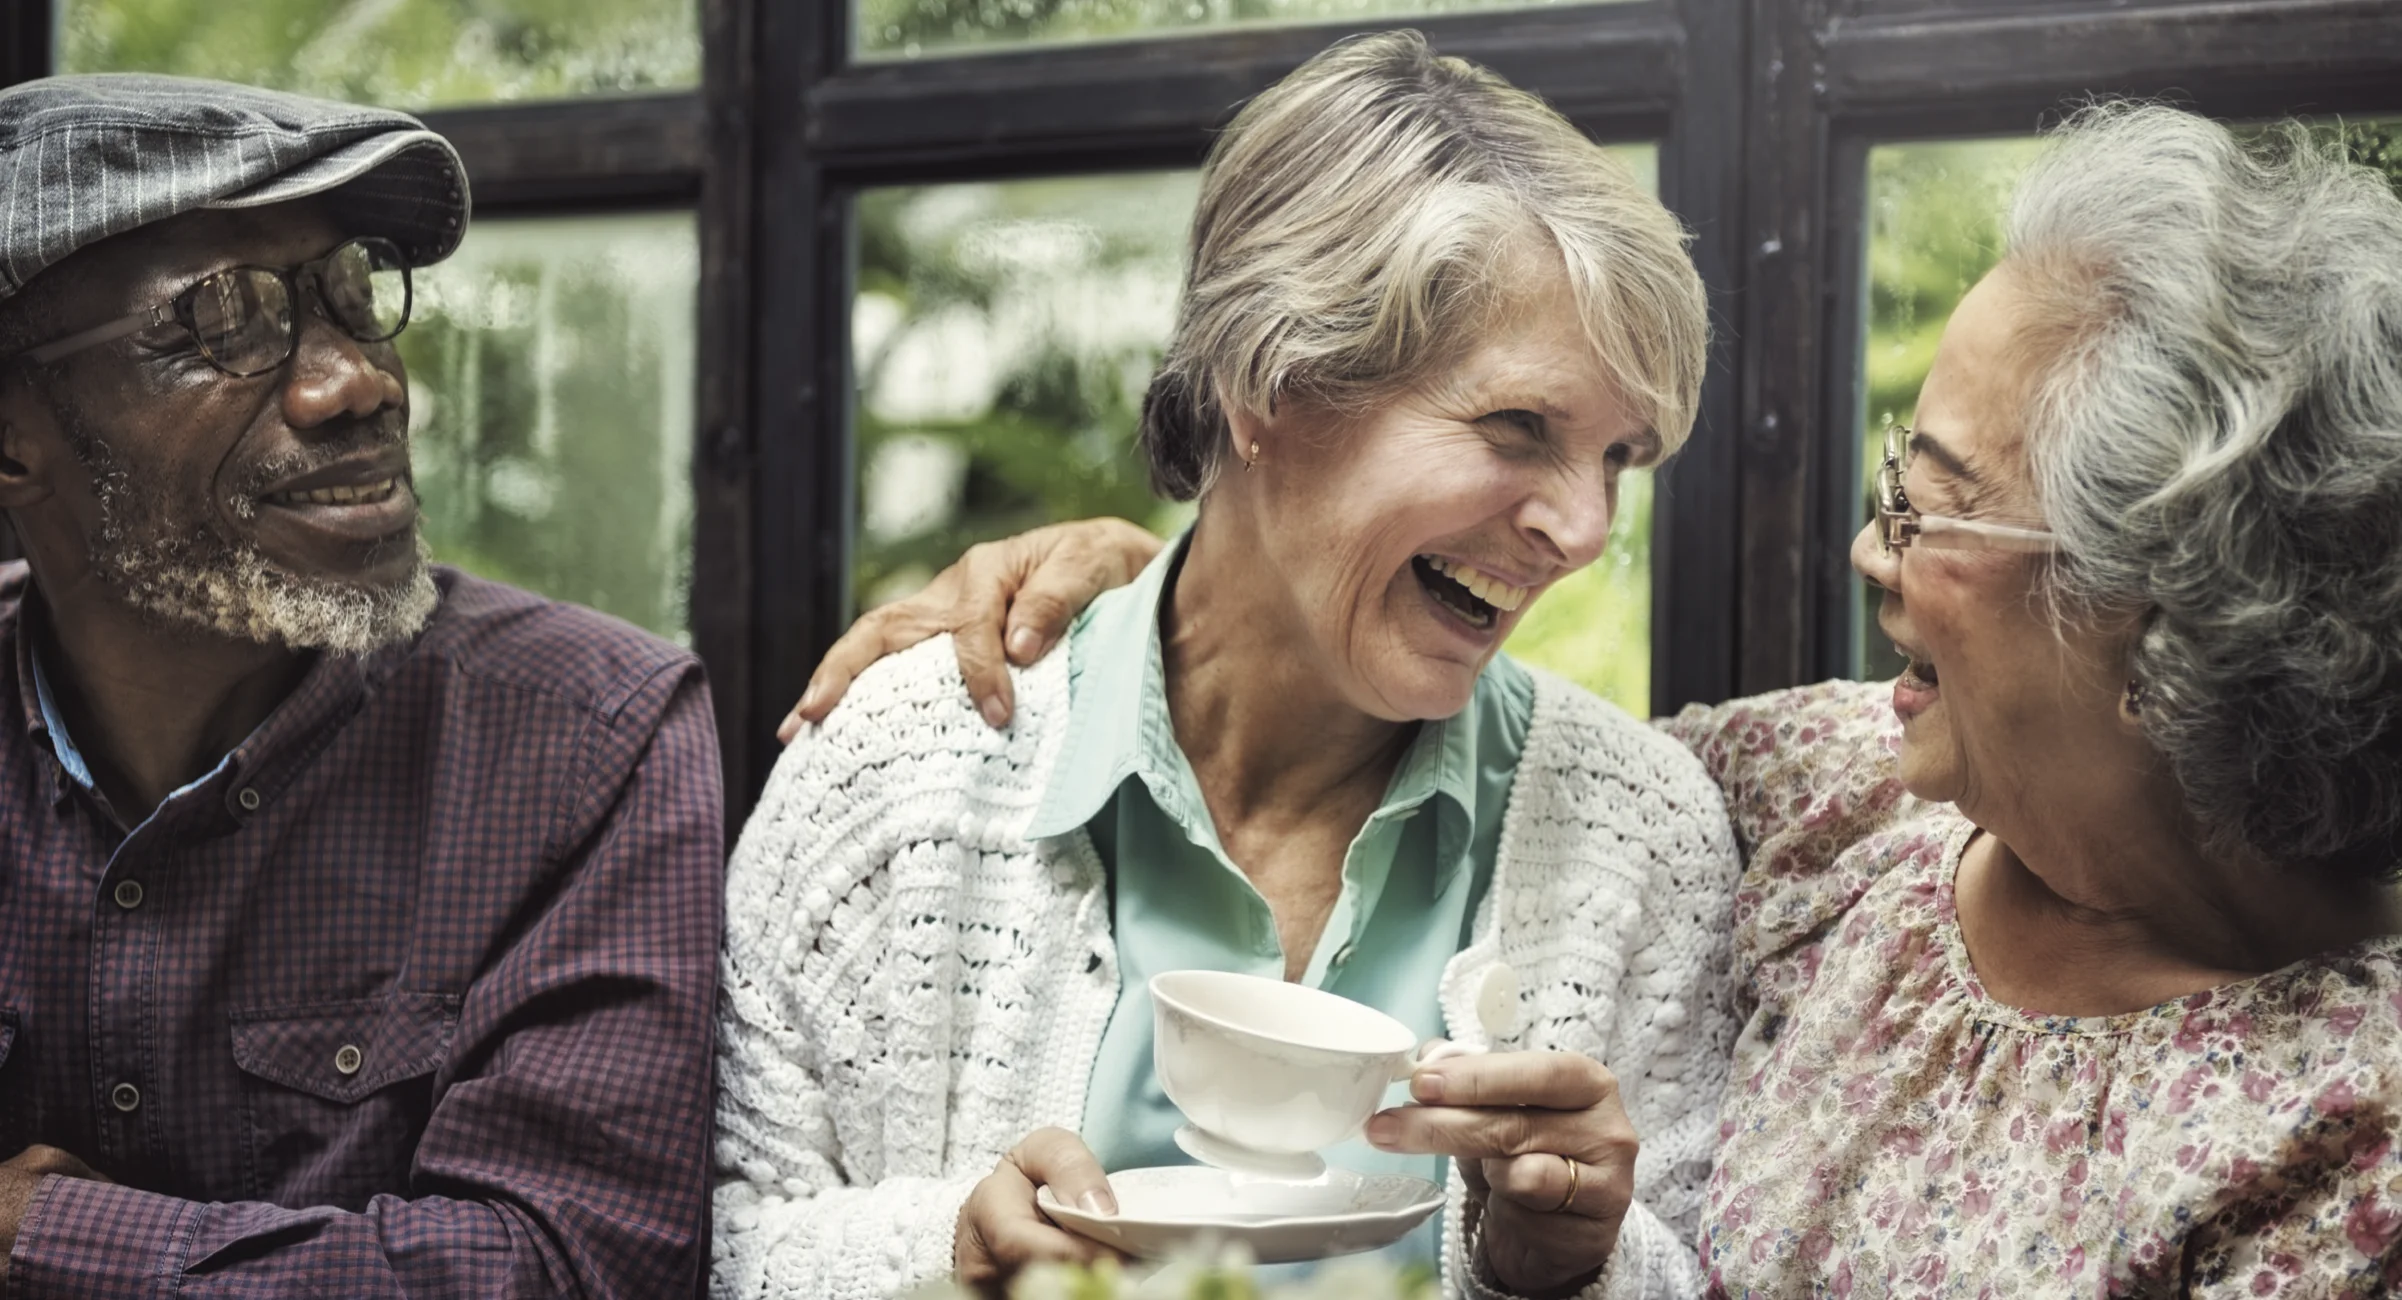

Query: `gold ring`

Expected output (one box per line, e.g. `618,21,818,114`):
1550,1154,1579,1215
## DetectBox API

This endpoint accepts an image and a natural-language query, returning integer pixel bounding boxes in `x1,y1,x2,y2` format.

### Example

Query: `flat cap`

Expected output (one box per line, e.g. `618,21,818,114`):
0,73,470,303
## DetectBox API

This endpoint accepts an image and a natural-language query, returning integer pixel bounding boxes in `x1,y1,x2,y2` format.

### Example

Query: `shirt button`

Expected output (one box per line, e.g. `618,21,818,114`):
110,1082,140,1112
1332,942,1357,967
237,787,262,812
112,879,144,910
334,1045,364,1076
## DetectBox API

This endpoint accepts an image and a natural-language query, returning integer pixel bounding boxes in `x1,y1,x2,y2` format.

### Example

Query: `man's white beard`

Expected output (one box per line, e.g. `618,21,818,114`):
104,532,439,655
81,437,438,656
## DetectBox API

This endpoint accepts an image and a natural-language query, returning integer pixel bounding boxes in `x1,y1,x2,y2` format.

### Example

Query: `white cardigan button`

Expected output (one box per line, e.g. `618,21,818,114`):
1477,963,1522,1041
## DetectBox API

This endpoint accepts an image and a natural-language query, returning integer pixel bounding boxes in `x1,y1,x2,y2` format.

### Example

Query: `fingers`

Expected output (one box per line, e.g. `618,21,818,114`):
781,519,1159,742
1009,1127,1117,1216
1411,1050,1616,1111
956,1136,1127,1296
1371,1099,1635,1166
783,607,920,737
1481,1151,1630,1221
1366,1053,1634,1179
999,519,1162,666
948,545,1019,729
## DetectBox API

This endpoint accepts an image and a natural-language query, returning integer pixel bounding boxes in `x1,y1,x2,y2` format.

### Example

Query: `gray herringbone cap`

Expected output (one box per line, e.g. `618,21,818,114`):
0,73,470,303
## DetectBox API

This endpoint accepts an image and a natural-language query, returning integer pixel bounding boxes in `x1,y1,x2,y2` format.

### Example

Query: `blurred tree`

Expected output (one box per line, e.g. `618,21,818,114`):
58,0,698,108
401,215,698,640
852,177,1193,610
855,0,1628,59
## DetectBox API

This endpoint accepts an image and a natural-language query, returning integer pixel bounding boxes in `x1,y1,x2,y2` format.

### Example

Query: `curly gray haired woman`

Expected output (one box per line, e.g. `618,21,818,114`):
802,100,2402,1293
2012,107,2402,884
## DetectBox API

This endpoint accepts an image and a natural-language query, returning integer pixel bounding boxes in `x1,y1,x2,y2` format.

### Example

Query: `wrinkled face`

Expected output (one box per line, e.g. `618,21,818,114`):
1849,268,2128,814
1239,271,1656,722
4,201,433,653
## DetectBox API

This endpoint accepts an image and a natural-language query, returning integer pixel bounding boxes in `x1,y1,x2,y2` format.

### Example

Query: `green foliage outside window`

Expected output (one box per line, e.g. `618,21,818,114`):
400,215,698,641
855,0,1631,60
57,0,698,109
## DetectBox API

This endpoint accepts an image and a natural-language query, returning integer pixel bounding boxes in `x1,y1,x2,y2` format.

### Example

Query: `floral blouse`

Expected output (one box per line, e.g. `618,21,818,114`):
1664,680,2402,1298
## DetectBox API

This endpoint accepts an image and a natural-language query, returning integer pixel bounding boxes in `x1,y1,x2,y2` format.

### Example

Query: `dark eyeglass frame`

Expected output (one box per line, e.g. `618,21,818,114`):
1874,422,2059,556
3,236,414,379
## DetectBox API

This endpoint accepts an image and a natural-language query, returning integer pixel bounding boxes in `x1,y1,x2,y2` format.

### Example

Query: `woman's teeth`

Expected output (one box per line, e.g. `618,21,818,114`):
269,478,399,507
1420,556,1530,612
1901,657,1940,688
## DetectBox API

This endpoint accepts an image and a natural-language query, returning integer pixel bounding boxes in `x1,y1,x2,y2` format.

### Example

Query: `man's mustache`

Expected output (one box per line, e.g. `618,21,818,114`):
231,417,412,499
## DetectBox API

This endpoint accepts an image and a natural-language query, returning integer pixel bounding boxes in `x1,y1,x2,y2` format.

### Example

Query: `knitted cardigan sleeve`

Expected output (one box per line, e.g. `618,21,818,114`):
1444,670,1746,1300
709,640,1098,1300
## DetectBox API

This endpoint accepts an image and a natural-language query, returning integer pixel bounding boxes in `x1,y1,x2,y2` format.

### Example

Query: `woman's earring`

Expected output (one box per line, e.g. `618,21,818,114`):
1245,440,1260,472
2122,679,2149,720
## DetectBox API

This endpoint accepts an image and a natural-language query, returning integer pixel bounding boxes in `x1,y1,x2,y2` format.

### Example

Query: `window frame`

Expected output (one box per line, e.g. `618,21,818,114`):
3,0,2396,822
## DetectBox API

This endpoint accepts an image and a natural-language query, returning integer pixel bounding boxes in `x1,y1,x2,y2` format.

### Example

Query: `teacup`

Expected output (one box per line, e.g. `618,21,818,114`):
1150,970,1475,1169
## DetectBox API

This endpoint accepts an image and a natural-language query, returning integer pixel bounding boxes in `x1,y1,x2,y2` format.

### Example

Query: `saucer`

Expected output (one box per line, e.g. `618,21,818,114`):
1037,1165,1445,1264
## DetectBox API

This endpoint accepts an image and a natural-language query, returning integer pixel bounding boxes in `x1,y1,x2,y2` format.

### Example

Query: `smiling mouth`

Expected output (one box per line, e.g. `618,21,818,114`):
1412,555,1531,631
1898,648,1940,690
266,478,402,508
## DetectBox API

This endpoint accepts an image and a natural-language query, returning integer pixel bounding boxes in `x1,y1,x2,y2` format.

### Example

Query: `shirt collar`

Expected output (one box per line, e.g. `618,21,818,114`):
28,631,98,792
1026,530,1487,858
7,579,386,828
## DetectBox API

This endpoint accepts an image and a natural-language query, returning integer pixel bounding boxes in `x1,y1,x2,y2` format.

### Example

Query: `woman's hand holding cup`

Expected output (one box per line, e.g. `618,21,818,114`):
1364,1051,1637,1298
953,1127,1126,1297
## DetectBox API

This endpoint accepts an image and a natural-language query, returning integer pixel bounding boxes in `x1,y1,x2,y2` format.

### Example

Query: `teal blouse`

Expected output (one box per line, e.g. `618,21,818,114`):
1025,532,1534,1266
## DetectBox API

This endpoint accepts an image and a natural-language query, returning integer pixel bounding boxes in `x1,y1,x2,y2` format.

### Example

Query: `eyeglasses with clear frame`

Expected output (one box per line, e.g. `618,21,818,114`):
3,236,413,379
1874,423,2059,556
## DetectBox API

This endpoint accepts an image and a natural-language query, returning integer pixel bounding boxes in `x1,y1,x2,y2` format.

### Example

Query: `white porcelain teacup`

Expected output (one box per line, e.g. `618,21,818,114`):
1150,970,1477,1172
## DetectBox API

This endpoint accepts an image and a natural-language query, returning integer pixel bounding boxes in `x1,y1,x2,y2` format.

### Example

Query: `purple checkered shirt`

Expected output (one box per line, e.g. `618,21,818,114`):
0,562,723,1298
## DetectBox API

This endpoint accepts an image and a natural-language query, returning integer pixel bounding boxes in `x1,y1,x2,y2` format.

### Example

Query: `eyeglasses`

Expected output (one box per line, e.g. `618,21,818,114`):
6,236,413,379
1874,423,2059,556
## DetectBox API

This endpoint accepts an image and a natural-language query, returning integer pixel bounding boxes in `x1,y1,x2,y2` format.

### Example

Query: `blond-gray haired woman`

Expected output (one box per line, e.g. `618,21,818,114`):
719,31,1736,1300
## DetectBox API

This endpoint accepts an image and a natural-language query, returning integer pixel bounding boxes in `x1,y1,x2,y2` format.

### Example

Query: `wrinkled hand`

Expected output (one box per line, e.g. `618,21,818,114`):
954,1128,1126,1298
0,1146,111,1281
781,518,1161,741
1365,1052,1636,1297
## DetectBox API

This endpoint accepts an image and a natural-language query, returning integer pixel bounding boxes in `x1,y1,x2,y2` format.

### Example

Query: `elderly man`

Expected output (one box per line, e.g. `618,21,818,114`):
0,76,722,1295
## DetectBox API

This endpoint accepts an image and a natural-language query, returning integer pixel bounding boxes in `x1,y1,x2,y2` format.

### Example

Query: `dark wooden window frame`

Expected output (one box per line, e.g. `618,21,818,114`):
5,0,2399,821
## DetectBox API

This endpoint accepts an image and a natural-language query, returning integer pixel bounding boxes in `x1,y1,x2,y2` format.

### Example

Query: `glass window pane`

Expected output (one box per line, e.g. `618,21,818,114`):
58,0,698,109
402,212,696,641
858,0,1634,60
853,144,1656,714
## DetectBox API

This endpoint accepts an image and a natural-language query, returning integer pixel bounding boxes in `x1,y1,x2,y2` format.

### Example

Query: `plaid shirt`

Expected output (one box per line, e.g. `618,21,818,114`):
0,562,724,1298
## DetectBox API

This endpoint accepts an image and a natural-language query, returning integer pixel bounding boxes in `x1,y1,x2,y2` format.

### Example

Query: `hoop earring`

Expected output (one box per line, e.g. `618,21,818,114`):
1244,440,1260,472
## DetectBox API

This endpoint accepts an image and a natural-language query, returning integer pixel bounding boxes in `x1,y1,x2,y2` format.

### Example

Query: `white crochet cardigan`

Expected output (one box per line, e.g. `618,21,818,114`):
712,639,1742,1300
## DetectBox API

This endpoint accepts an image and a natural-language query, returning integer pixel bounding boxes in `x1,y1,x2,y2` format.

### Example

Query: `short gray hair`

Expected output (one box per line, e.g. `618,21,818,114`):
1139,30,1707,500
2007,102,2402,880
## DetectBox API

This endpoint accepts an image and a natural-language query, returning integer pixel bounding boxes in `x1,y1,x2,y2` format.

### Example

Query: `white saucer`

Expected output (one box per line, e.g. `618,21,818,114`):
1037,1165,1445,1264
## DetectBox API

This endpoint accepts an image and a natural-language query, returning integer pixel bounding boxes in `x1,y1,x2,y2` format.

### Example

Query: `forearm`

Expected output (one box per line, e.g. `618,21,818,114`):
9,1176,574,1298
711,1173,980,1300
